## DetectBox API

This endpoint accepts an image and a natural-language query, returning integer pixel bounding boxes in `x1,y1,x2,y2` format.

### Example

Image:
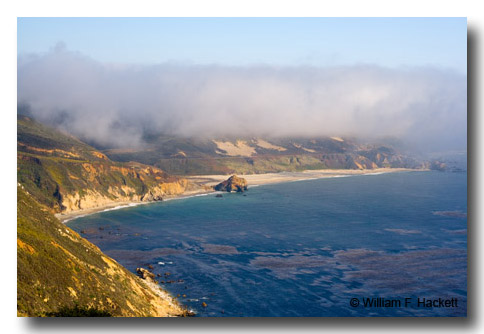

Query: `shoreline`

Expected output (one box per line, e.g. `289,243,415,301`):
57,167,426,224
55,188,214,224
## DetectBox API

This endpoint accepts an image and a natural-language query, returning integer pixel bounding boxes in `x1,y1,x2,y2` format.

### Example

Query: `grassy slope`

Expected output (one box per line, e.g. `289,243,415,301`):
17,186,187,317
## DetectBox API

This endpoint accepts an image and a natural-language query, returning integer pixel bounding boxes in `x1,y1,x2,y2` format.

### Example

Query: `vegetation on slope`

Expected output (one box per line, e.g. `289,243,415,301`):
17,185,188,317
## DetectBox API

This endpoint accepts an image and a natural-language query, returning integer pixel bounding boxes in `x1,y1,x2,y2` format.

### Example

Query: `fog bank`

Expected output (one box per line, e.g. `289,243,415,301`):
17,46,467,153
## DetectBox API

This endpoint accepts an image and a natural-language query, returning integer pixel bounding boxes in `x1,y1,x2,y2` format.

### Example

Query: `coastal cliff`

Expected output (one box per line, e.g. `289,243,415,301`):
17,185,189,317
17,115,200,214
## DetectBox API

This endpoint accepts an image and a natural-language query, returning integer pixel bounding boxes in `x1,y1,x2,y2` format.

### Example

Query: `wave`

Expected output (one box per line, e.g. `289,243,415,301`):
102,202,143,213
158,261,174,265
63,214,87,223
164,192,212,202
290,177,318,182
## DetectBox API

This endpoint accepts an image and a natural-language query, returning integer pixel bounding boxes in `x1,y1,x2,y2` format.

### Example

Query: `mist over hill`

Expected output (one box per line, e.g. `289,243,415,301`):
18,45,466,155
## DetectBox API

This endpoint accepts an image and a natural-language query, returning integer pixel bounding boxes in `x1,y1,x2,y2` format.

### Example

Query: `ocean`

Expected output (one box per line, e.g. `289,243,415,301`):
67,171,467,317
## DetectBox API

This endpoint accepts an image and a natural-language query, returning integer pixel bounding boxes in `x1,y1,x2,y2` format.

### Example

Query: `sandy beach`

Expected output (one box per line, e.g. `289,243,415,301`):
185,167,421,187
56,167,424,223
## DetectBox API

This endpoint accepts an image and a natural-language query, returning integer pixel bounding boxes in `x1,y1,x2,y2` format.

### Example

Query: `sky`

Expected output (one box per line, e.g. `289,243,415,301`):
18,17,467,72
17,18,467,153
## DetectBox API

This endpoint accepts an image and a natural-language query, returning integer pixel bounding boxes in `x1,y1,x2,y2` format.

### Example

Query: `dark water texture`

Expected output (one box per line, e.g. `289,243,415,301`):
68,171,467,317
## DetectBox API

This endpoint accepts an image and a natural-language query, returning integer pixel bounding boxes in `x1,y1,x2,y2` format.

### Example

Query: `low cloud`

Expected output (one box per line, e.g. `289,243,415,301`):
17,46,466,153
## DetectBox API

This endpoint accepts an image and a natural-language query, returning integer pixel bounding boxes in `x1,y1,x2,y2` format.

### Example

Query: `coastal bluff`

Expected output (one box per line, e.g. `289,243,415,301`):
214,175,248,192
17,185,189,317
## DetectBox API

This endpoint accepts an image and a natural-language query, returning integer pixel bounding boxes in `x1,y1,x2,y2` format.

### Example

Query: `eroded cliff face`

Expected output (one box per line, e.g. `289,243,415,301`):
18,150,197,214
60,176,191,213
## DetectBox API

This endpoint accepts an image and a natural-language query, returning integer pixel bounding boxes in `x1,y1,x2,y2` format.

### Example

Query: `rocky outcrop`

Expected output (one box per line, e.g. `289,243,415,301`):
214,175,248,192
140,192,163,202
136,267,156,283
429,160,447,171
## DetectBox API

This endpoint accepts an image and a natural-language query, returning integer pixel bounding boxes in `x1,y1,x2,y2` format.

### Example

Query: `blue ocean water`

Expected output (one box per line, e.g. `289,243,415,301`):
67,171,467,317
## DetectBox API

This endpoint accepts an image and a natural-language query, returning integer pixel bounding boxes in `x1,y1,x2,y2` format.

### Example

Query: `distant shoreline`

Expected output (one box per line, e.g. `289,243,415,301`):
56,167,427,224
186,167,423,187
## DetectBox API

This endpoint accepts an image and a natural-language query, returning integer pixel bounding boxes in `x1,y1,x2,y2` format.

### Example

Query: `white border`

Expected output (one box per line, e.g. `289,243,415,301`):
3,1,481,333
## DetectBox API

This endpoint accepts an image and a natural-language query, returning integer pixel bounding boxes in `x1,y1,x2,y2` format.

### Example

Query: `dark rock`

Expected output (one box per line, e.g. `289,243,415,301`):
147,264,154,270
141,191,164,201
136,267,155,283
215,194,223,198
214,175,248,193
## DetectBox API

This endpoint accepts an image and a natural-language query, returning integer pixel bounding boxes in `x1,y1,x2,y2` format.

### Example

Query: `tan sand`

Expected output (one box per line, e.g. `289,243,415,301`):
186,168,423,187
212,140,256,157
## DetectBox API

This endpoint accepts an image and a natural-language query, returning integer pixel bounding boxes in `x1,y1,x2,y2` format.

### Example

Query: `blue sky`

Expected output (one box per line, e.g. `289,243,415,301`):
17,17,467,73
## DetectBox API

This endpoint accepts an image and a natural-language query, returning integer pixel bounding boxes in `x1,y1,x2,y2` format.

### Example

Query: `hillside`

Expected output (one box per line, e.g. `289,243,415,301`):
17,115,201,317
17,115,201,213
103,135,425,175
17,185,189,317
